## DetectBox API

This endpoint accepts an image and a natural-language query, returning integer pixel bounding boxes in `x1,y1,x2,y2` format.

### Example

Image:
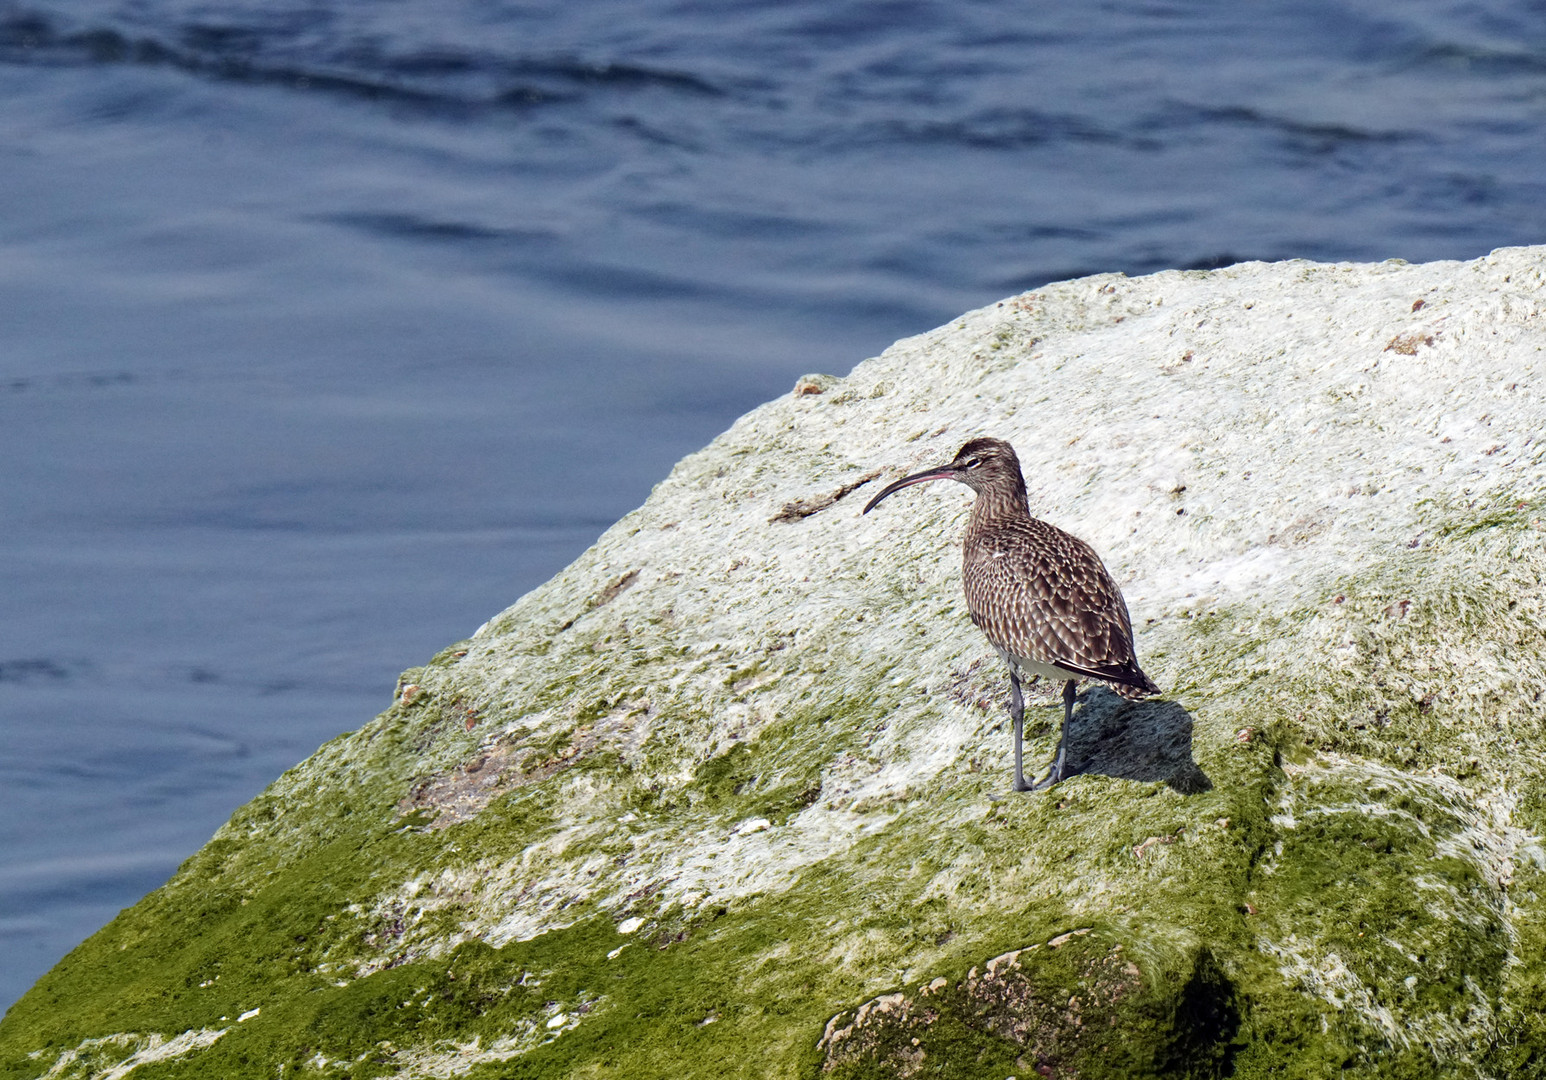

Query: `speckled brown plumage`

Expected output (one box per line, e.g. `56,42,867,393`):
962,494,1158,699
863,435,1159,791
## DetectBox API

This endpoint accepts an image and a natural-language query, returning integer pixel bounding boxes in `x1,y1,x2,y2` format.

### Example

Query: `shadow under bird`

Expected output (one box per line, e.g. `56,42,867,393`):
863,437,1160,791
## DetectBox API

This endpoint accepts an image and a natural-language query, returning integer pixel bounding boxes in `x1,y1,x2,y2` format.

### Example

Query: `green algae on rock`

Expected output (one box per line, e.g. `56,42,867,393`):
5,248,1546,1079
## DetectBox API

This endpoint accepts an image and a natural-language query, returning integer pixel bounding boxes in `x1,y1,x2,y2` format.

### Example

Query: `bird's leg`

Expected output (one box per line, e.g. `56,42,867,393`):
1054,678,1075,779
1009,669,1031,792
1030,680,1077,791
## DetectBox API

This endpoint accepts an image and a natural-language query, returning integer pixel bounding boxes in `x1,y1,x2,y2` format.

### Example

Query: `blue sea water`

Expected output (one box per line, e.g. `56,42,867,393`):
3,0,1546,1013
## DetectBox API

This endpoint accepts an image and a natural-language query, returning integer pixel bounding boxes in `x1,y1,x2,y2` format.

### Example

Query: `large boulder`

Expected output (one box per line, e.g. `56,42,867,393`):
5,248,1546,1079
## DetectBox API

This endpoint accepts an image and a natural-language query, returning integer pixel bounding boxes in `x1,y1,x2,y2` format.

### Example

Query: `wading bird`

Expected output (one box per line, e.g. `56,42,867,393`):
863,437,1159,791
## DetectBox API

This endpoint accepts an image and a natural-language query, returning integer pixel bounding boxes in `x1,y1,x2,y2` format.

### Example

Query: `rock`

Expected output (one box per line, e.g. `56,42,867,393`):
5,249,1546,1079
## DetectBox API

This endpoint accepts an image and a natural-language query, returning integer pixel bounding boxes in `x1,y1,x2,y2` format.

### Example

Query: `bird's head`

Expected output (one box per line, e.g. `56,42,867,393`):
862,437,1025,513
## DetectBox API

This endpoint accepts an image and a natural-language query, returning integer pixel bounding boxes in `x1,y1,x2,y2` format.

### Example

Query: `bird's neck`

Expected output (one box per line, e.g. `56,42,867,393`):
965,480,1031,541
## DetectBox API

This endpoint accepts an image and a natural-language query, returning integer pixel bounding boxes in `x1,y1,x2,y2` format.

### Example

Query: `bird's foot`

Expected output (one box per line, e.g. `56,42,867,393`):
1026,767,1065,792
989,778,1038,800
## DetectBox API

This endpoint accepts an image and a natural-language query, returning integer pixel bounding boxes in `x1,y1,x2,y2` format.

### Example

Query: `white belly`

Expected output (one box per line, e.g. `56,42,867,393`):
995,646,1084,684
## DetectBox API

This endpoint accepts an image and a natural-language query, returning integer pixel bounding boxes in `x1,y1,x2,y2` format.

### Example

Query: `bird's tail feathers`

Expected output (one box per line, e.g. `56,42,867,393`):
1110,671,1161,700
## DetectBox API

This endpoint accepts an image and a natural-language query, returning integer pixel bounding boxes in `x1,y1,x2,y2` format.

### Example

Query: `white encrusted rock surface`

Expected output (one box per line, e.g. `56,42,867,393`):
6,248,1546,1080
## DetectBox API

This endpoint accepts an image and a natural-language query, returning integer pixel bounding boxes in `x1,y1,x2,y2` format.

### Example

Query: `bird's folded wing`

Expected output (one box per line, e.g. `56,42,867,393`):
963,519,1142,682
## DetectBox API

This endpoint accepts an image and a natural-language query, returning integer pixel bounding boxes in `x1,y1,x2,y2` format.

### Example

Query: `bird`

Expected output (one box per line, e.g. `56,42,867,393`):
863,437,1159,791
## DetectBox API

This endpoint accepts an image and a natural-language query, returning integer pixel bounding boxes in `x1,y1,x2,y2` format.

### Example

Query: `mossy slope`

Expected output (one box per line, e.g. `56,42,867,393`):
5,249,1546,1079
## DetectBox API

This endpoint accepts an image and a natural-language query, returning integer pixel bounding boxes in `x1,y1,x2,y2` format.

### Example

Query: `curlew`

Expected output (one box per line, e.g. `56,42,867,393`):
863,437,1159,791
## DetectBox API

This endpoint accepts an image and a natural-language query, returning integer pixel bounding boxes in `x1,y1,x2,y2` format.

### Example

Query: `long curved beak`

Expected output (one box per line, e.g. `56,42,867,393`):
862,465,959,514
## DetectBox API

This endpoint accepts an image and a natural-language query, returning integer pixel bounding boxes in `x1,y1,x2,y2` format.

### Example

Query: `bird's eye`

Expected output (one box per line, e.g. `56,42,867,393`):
964,457,982,469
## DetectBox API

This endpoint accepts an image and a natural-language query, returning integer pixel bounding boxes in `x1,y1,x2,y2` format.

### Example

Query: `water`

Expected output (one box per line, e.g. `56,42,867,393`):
3,0,1545,1014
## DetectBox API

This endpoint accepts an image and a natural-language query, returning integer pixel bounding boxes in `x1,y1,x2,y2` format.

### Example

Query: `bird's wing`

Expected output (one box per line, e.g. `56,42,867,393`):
962,518,1154,690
